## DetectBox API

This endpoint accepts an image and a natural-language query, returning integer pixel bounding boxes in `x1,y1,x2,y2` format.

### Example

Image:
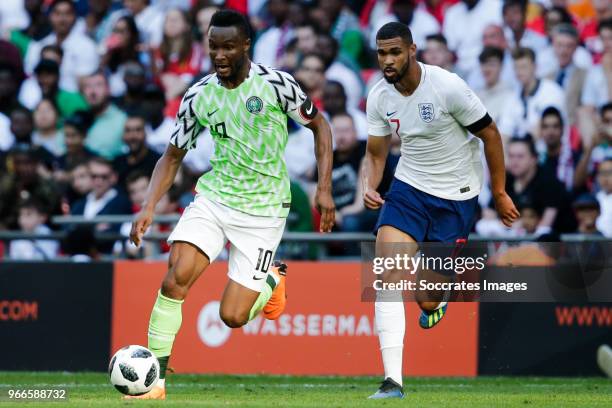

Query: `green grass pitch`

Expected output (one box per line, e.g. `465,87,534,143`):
0,372,611,407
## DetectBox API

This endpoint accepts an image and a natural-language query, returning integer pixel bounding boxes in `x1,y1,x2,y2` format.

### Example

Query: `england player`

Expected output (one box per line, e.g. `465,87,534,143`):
127,10,335,399
364,23,519,399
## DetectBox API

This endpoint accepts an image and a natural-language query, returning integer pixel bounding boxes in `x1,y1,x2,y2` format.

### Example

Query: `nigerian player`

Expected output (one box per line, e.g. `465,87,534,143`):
127,10,335,399
364,23,519,399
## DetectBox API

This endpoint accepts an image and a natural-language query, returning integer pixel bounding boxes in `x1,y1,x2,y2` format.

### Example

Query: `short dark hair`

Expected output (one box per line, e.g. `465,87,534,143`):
126,170,150,187
17,198,46,214
49,0,76,12
509,134,538,157
502,0,527,14
209,9,251,39
64,110,93,135
511,47,536,63
598,17,612,34
600,102,612,117
376,22,413,45
88,156,113,170
425,33,447,46
551,23,579,40
479,46,504,63
541,106,564,128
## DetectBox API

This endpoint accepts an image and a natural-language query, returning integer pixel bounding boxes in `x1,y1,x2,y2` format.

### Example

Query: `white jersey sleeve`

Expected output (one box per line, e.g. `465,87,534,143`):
444,73,489,129
170,77,209,151
366,82,391,136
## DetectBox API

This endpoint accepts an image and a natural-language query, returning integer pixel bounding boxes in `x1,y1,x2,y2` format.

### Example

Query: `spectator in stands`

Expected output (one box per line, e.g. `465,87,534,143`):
574,103,612,191
316,34,363,110
295,53,327,110
141,84,173,154
505,136,575,234
121,0,164,47
420,34,455,72
57,110,97,172
32,98,64,157
572,193,603,235
81,71,127,160
515,200,541,236
538,107,576,190
368,0,440,50
64,160,93,207
581,0,612,57
114,61,147,113
102,15,148,97
443,0,502,77
467,24,518,91
70,157,131,253
6,0,51,58
18,59,88,118
8,198,58,260
0,63,23,150
580,18,612,140
322,113,375,232
113,113,161,188
253,0,293,68
312,0,363,67
322,80,368,141
8,106,56,170
294,23,318,55
0,144,61,230
542,24,587,125
476,47,518,127
507,47,566,138
25,0,99,92
155,9,202,118
502,0,547,53
194,4,219,75
595,158,612,237
85,0,117,44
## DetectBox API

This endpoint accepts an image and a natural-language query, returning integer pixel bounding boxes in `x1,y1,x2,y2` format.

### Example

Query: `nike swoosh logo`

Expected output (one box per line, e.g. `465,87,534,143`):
306,103,313,115
252,276,264,280
386,111,397,117
207,109,219,117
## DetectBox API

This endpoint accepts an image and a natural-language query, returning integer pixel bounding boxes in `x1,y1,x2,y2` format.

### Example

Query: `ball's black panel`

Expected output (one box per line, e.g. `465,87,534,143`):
119,362,139,382
108,355,117,377
114,385,130,395
144,363,158,387
131,349,152,359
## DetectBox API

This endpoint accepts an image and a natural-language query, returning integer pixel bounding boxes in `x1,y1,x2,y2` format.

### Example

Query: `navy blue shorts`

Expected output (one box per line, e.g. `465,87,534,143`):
374,178,478,243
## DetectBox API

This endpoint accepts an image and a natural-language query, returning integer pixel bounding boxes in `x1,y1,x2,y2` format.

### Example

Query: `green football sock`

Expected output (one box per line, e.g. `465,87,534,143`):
247,274,277,321
148,290,184,379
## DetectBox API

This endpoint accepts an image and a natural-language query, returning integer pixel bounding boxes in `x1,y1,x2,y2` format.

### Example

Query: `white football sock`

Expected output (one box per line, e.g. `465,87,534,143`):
375,292,405,386
157,378,165,388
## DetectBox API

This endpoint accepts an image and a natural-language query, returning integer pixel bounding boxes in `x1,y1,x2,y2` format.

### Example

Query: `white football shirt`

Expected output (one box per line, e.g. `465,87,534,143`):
367,63,488,201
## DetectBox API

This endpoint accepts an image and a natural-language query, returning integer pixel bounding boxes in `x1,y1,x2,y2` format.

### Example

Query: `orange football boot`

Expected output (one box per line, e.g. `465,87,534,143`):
263,261,287,320
122,385,166,400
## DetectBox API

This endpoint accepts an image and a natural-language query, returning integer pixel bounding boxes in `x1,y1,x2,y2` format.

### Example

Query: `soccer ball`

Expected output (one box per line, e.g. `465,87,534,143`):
108,345,159,395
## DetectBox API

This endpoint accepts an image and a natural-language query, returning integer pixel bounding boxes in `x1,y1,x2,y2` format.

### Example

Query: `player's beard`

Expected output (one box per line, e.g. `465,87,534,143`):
383,60,410,84
220,54,248,82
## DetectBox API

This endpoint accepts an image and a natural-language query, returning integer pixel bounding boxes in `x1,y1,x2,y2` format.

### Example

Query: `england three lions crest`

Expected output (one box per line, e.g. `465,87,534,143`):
418,103,434,123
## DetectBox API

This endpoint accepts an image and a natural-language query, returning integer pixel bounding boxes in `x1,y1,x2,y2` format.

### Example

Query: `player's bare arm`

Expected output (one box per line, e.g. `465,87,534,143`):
306,112,336,232
473,122,520,227
363,134,391,210
130,144,187,246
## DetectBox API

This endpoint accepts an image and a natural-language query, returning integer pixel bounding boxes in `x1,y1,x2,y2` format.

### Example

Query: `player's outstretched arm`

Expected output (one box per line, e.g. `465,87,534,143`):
130,144,187,246
306,112,335,233
363,134,391,210
473,122,520,227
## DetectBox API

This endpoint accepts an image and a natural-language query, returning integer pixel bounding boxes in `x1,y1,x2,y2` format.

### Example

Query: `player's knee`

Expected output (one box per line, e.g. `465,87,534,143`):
418,300,439,312
219,310,248,328
161,274,188,301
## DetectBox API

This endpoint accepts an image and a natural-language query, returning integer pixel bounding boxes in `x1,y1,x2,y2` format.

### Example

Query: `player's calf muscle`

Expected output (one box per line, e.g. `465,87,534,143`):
161,243,209,300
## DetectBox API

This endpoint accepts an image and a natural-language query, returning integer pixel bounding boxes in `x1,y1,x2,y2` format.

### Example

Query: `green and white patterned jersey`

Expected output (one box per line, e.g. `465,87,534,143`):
170,63,317,217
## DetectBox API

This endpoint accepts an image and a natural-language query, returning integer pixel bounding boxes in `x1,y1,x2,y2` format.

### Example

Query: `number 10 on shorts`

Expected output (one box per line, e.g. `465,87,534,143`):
255,248,273,272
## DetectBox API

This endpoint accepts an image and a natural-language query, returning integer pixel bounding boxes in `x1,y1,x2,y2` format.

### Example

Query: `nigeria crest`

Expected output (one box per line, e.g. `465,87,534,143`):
418,103,434,123
246,96,263,114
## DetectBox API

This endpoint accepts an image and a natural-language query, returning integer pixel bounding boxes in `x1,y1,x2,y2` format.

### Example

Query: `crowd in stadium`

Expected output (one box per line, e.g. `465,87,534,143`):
0,0,610,260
